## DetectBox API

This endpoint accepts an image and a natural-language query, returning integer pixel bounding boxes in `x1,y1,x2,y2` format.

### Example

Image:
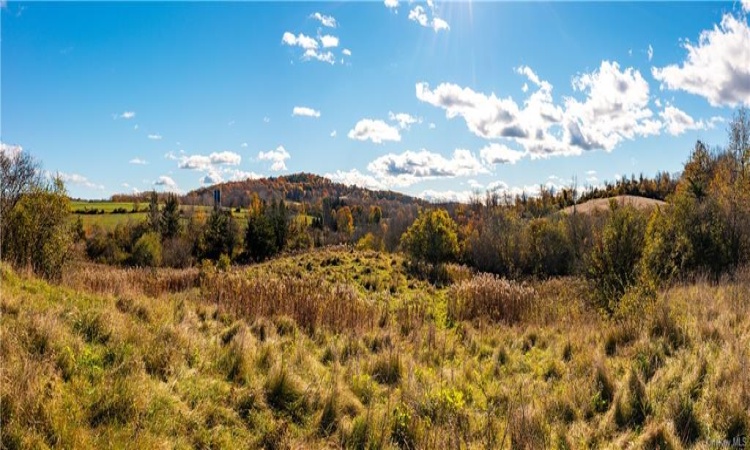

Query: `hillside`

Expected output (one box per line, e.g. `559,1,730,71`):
561,195,667,215
185,173,421,209
3,252,749,448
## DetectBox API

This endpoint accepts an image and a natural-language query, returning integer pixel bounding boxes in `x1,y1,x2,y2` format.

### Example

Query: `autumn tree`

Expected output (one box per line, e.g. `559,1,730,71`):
335,206,354,236
400,208,459,266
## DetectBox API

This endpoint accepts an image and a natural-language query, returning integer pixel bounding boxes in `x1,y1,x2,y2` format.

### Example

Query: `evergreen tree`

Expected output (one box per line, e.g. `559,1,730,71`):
160,193,182,239
245,204,277,262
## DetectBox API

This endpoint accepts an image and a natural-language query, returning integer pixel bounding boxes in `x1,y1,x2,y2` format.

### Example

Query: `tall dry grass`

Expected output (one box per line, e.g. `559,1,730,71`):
447,273,536,325
63,262,199,297
201,271,380,334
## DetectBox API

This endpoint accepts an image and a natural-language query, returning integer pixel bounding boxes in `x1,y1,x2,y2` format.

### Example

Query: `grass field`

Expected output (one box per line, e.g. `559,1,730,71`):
70,201,252,231
1,249,748,448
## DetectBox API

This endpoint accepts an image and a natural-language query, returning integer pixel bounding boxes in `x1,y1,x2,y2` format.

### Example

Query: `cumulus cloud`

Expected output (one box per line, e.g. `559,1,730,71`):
479,143,526,166
303,49,335,64
292,106,321,118
348,119,402,144
282,32,318,50
282,30,342,64
319,35,339,48
154,175,179,192
367,149,487,186
59,172,104,190
325,169,386,190
330,130,337,138
148,134,162,140
178,151,242,170
388,111,421,129
652,13,750,107
565,60,660,151
258,146,290,171
342,48,352,56
647,44,654,62
419,189,475,204
129,158,148,165
743,0,750,13
659,105,722,136
119,111,135,119
417,60,664,157
311,12,337,28
384,0,398,10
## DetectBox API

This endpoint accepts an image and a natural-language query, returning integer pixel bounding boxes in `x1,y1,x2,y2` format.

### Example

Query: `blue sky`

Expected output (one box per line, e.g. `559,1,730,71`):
2,1,749,201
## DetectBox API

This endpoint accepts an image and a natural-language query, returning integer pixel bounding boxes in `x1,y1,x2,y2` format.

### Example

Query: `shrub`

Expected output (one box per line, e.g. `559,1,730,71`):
587,201,646,313
131,232,162,267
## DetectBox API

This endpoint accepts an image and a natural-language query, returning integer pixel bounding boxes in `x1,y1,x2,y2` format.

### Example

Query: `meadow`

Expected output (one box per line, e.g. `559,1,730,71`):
2,247,748,449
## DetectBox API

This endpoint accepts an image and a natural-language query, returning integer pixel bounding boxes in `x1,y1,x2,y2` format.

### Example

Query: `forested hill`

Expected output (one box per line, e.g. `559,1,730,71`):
112,173,423,209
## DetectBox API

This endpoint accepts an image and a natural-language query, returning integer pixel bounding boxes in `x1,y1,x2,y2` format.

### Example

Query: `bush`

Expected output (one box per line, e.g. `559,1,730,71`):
587,201,646,313
131,232,162,267
2,177,72,280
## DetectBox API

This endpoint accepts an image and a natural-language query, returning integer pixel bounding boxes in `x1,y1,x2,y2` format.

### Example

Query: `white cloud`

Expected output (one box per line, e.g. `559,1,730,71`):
119,111,135,119
0,142,22,158
565,60,660,151
283,30,342,64
311,12,337,28
367,149,487,186
178,151,242,170
388,111,421,129
432,17,450,32
408,5,429,27
224,169,262,181
647,44,654,62
342,48,352,56
292,106,321,118
282,32,318,50
241,142,248,148
148,134,162,140
659,105,722,136
258,146,291,171
129,158,148,165
325,169,385,190
652,13,750,107
154,176,179,192
330,130,337,138
479,143,526,166
303,48,335,64
384,0,398,10
419,189,475,203
418,61,662,157
59,172,104,190
348,119,402,144
586,170,597,176
407,3,449,32
468,179,483,189
743,0,750,13
319,35,339,48
428,122,436,129
200,169,223,185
